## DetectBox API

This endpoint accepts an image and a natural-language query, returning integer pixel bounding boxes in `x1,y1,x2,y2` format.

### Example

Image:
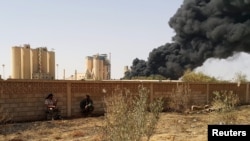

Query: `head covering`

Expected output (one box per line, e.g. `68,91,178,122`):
46,93,53,99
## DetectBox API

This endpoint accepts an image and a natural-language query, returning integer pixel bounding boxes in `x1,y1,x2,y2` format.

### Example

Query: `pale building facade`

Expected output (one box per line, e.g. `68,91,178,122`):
11,44,55,80
84,54,111,80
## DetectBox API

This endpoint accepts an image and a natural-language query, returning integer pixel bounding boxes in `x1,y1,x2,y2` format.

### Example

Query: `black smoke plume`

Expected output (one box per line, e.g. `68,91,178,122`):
124,0,250,80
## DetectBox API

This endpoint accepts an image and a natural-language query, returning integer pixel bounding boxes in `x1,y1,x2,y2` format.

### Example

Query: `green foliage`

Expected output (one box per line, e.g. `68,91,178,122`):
181,69,219,82
211,90,240,112
103,85,163,141
211,90,240,124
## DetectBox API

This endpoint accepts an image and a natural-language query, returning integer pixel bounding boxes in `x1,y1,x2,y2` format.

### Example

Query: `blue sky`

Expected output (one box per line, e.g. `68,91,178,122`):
0,0,250,81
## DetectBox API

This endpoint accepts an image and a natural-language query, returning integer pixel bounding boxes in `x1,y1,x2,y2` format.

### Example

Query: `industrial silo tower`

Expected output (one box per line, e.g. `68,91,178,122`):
84,53,111,80
11,44,55,79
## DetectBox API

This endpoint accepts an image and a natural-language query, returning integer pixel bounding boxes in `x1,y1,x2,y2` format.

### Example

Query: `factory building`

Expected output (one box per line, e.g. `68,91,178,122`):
11,44,55,80
84,53,111,80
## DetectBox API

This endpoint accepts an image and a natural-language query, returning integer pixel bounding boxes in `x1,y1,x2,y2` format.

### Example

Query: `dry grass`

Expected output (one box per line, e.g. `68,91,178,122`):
1,105,250,141
0,107,13,125
102,86,163,141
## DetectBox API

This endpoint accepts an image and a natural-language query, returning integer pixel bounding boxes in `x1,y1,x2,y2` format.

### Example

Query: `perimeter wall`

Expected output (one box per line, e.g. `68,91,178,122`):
0,80,249,122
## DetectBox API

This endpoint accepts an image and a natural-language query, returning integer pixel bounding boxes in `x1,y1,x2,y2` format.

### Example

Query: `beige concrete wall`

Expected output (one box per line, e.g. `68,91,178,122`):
0,80,249,122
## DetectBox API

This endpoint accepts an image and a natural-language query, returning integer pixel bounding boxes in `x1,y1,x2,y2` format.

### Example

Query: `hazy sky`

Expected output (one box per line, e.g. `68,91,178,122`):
0,0,250,81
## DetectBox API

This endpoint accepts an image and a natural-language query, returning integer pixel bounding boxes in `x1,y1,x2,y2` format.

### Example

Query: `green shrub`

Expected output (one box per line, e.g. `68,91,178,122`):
211,90,240,125
211,90,240,112
102,85,163,141
181,69,219,82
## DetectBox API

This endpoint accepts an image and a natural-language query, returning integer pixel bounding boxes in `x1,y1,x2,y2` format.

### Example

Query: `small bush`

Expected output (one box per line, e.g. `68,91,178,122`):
181,69,219,82
167,84,192,112
0,106,12,124
102,85,163,141
211,90,240,112
211,90,240,125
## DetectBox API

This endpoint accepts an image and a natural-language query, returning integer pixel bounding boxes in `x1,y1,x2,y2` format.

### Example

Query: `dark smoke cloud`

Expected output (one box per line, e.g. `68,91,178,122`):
125,0,250,80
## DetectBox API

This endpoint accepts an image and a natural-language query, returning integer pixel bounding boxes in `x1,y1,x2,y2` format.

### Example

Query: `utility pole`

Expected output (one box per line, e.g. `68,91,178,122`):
109,52,111,80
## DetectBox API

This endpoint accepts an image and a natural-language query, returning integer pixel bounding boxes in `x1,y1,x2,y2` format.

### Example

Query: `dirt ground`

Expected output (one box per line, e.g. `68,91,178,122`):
1,105,250,141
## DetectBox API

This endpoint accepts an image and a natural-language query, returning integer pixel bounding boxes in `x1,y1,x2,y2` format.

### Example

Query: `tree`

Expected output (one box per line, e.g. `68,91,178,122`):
233,72,248,84
181,69,219,83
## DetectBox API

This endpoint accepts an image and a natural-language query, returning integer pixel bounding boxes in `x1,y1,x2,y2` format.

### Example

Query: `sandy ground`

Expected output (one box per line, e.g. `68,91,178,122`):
1,105,250,141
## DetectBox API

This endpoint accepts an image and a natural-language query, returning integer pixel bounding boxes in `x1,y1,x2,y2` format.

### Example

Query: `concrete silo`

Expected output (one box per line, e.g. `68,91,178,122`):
93,54,101,80
11,45,55,80
84,56,93,79
11,46,22,79
84,53,111,80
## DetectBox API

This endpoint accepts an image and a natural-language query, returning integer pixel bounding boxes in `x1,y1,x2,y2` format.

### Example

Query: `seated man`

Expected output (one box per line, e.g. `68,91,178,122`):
45,93,61,120
80,95,94,116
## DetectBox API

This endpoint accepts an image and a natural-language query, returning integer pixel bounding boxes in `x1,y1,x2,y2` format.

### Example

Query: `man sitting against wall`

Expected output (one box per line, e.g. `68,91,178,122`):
45,93,62,120
80,95,94,116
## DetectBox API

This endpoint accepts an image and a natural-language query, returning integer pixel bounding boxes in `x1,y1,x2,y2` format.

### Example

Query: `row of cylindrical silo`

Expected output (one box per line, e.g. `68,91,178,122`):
84,54,110,80
11,45,55,79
